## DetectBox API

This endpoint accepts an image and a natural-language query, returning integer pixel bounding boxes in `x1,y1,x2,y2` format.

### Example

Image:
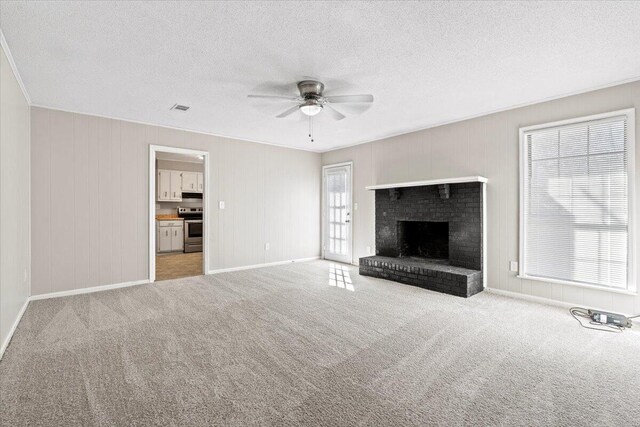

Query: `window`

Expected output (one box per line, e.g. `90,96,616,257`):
519,109,635,292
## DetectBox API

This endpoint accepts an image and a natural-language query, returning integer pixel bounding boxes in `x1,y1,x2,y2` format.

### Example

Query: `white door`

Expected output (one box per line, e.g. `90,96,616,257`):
323,163,352,264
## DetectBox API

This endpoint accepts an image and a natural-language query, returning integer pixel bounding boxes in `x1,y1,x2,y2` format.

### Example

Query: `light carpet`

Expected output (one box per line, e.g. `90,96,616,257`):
1,260,639,426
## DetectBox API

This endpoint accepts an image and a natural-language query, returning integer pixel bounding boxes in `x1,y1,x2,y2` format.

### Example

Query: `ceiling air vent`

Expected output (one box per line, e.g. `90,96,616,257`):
170,104,190,111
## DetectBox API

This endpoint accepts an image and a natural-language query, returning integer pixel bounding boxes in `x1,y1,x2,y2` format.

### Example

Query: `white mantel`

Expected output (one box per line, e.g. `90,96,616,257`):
365,176,488,191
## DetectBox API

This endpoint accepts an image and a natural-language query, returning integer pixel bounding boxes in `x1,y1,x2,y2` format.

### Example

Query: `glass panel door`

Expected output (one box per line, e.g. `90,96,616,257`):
323,163,352,263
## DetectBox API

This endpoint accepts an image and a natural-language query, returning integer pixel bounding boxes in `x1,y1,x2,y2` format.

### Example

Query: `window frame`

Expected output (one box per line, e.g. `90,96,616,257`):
518,108,636,294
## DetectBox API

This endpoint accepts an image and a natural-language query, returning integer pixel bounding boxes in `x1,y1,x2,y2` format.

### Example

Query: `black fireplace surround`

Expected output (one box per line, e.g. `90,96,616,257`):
359,182,483,297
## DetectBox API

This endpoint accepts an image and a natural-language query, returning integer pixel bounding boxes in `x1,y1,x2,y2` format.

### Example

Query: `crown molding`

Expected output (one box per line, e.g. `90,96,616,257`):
0,27,31,105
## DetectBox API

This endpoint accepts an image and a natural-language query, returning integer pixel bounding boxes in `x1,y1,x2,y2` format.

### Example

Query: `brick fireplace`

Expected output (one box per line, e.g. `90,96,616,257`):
359,177,486,298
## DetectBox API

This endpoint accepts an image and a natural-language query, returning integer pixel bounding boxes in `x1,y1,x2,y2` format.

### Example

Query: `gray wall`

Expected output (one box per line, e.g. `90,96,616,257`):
323,81,640,314
0,44,30,353
31,107,321,296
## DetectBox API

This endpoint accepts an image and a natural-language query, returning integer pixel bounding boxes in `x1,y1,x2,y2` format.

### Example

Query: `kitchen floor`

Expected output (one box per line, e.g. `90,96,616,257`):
156,252,203,281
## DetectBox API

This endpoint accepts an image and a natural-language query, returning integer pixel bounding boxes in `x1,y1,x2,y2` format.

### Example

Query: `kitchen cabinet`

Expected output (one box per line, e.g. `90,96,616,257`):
158,226,172,252
197,172,204,192
170,171,182,200
171,227,184,251
182,172,198,192
157,220,184,252
157,170,182,201
157,170,171,201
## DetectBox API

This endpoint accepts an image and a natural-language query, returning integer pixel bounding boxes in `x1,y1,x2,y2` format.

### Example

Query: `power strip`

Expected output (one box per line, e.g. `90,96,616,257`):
588,309,632,329
570,307,637,333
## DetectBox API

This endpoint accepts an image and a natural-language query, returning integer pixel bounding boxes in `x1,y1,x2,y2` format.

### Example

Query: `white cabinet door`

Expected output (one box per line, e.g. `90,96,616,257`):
182,172,198,192
158,227,172,252
170,171,182,201
197,172,204,193
171,227,184,251
157,170,171,201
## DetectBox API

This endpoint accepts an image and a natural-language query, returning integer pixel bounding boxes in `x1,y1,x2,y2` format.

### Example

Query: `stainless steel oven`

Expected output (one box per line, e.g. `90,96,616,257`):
178,207,203,253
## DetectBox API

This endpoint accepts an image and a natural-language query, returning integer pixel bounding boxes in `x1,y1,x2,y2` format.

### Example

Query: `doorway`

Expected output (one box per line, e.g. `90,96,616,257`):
322,162,353,264
149,145,209,282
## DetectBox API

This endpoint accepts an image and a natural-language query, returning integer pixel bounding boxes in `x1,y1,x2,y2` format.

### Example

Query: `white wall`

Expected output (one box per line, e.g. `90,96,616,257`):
0,44,30,355
31,107,321,296
322,81,640,314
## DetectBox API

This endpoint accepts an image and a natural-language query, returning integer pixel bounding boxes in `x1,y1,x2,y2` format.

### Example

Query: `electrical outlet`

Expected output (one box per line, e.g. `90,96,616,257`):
23,269,28,282
265,243,270,250
366,246,371,254
354,202,358,210
509,261,518,272
219,201,225,209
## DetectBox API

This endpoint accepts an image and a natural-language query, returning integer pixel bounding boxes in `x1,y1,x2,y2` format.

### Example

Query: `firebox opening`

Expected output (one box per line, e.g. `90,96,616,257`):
397,221,449,260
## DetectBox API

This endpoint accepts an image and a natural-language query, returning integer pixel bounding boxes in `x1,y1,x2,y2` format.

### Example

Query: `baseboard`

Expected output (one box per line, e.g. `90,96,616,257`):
484,287,575,309
0,298,30,360
5,256,316,358
30,257,321,300
207,256,320,275
29,279,149,301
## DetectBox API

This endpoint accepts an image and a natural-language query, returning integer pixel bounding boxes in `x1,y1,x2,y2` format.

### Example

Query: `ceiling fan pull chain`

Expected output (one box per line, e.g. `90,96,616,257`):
310,116,314,142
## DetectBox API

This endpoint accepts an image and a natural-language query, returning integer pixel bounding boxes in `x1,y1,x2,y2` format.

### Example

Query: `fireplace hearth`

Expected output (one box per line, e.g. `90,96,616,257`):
360,179,485,298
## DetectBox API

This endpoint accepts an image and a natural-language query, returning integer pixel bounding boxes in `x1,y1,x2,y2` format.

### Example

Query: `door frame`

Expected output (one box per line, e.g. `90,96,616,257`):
322,161,354,265
149,145,210,282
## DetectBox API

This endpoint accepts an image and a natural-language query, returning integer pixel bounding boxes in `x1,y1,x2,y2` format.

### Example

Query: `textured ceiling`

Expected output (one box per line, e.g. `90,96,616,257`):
2,1,640,152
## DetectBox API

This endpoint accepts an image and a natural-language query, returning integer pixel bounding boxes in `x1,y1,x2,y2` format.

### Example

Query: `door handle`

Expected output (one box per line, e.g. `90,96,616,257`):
345,220,350,223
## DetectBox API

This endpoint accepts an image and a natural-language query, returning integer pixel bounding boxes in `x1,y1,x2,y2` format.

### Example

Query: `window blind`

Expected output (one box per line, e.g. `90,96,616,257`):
523,114,630,289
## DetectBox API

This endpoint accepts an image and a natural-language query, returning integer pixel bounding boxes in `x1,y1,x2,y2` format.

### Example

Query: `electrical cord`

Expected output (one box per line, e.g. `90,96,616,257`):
570,307,626,333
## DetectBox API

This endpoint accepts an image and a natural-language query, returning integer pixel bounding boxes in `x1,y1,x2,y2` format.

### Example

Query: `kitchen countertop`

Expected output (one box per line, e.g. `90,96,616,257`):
156,215,183,221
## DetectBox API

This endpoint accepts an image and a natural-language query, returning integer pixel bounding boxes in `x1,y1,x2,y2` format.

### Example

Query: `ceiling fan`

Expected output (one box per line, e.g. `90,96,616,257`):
247,80,374,121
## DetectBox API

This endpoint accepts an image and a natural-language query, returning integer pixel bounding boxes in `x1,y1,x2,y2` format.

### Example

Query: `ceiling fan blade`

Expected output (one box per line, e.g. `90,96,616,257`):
276,105,300,118
324,104,346,121
325,94,374,103
248,94,298,101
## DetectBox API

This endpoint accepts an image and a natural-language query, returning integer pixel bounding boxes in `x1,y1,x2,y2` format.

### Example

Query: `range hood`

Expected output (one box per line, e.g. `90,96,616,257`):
181,192,203,200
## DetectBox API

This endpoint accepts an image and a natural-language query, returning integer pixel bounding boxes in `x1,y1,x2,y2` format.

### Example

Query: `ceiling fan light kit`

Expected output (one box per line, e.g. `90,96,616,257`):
300,99,323,116
247,79,374,142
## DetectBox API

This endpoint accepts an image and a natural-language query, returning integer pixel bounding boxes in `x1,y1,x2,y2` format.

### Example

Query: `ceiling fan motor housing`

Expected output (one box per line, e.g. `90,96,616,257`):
297,80,325,99
297,80,325,116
